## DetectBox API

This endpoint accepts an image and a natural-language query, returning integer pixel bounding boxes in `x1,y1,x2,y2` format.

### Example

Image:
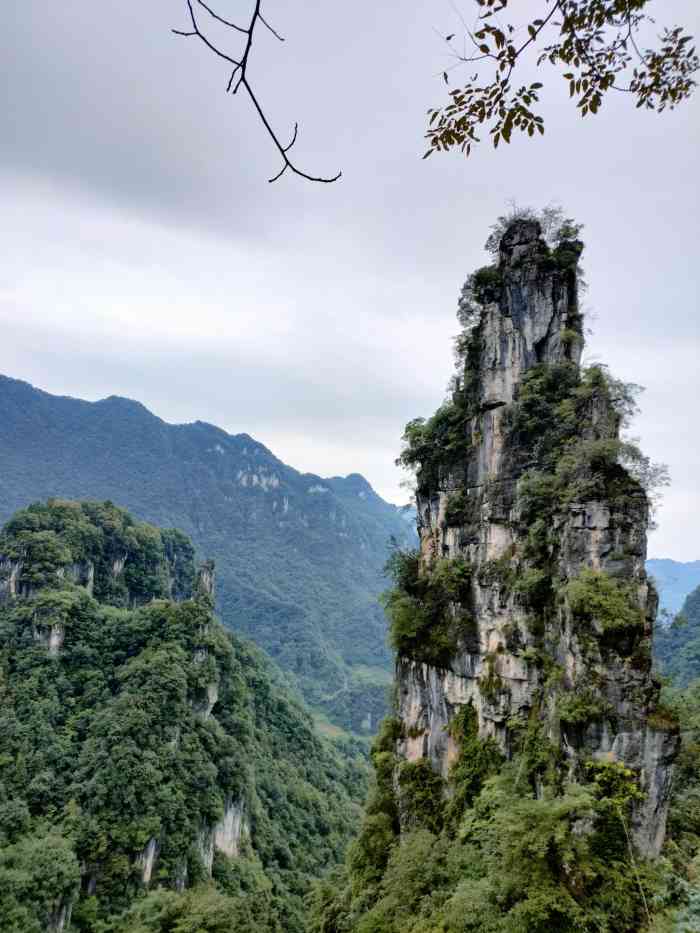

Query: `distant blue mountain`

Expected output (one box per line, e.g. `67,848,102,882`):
646,558,700,617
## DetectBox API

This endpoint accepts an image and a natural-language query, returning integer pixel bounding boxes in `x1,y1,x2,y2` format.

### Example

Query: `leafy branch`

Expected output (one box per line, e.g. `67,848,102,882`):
426,0,698,158
174,0,341,183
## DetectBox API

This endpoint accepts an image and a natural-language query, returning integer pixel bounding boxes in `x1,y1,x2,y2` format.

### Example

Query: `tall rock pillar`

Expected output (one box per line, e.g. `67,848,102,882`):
395,218,677,856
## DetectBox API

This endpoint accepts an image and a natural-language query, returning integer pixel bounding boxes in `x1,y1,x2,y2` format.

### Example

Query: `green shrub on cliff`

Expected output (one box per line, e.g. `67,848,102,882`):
446,705,502,818
397,404,472,494
566,568,645,633
382,551,474,667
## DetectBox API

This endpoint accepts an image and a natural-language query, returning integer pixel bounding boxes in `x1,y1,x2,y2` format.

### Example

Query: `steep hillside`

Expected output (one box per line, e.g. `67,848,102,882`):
0,376,416,731
655,583,700,686
312,215,693,932
0,500,365,933
646,559,700,616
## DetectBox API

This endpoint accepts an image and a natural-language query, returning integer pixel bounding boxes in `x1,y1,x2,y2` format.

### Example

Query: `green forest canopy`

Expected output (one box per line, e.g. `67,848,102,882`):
0,499,366,933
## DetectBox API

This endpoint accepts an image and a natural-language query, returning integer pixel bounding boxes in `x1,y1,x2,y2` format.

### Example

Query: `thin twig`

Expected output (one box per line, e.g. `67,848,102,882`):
259,12,285,42
173,0,340,183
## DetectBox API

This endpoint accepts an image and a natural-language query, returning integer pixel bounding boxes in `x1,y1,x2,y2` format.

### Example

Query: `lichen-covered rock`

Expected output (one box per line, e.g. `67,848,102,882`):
393,218,677,856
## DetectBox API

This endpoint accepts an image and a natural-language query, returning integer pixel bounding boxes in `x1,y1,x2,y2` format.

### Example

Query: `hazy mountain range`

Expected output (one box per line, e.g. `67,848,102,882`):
0,374,417,731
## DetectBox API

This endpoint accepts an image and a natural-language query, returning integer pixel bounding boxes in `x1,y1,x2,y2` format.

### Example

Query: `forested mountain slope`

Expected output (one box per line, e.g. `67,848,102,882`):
655,583,700,687
646,559,700,616
0,500,365,932
0,375,416,731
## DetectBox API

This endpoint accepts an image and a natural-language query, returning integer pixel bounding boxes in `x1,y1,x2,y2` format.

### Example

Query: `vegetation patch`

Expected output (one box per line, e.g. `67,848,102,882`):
396,759,446,835
566,568,645,633
0,501,365,933
442,489,479,528
478,653,508,704
470,264,504,305
446,704,502,819
382,551,474,667
513,566,551,612
558,686,611,727
477,555,516,591
397,404,472,494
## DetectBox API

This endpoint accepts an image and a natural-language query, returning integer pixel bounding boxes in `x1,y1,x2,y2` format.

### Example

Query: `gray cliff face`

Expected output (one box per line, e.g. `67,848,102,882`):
0,557,24,599
135,798,249,888
1,558,95,603
396,220,677,856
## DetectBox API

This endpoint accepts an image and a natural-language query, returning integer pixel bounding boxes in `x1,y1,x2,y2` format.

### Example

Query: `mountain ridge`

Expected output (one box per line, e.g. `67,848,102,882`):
0,373,417,731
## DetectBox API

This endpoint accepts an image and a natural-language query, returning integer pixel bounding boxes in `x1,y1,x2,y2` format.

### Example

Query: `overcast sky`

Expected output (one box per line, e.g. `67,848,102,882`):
2,1,698,559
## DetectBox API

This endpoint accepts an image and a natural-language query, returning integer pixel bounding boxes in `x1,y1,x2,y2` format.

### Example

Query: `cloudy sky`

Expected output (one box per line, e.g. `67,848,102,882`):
2,1,698,559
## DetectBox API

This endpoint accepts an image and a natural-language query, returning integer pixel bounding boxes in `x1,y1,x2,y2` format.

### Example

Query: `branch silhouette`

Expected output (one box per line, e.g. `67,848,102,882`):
174,0,341,184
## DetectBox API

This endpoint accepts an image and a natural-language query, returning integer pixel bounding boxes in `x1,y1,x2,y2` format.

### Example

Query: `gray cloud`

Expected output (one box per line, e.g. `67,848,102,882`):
2,0,699,558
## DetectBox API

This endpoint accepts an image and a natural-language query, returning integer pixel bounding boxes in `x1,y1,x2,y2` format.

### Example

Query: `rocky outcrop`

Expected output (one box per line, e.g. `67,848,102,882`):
195,559,215,604
395,219,678,856
0,557,23,600
47,900,73,933
32,621,65,656
194,680,220,720
137,797,248,888
197,797,249,874
136,837,160,885
214,796,248,858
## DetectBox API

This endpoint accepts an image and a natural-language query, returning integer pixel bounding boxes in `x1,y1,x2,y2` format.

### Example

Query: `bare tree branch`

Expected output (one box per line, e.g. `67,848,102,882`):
194,0,246,33
174,0,341,184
